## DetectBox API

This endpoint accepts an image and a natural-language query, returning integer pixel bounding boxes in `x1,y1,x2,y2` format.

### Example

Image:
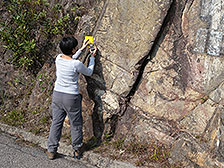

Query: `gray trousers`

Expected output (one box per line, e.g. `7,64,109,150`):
48,91,83,153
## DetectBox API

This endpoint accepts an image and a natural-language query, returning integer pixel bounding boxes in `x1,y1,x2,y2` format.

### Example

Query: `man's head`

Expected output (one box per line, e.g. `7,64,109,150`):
59,36,78,55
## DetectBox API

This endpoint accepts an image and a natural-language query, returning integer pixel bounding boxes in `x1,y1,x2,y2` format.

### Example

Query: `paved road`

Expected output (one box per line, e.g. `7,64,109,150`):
0,131,94,168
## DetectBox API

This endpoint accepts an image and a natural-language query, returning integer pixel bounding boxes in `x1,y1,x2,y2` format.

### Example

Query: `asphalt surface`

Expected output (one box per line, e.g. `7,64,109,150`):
0,131,95,168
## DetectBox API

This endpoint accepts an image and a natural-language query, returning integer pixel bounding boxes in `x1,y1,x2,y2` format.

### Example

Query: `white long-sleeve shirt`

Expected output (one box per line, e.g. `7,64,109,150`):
54,49,95,94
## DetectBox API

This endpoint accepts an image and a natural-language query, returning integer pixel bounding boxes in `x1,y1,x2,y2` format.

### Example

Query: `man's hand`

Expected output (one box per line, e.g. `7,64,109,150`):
80,39,89,51
90,45,97,56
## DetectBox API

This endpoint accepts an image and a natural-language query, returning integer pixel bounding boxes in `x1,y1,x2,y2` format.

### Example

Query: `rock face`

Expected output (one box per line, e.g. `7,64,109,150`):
88,0,174,138
80,0,224,166
2,0,224,166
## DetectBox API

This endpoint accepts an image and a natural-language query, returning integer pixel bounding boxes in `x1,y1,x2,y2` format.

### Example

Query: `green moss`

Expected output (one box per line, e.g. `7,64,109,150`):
41,116,48,124
112,136,125,150
29,127,41,135
2,109,25,126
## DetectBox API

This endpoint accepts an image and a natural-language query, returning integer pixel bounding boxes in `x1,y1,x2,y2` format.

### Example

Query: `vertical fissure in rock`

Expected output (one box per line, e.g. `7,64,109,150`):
106,0,177,138
92,0,109,36
125,0,176,102
81,0,109,141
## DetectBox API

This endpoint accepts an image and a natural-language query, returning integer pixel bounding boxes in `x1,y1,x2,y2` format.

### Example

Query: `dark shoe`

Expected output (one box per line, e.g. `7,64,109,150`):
47,151,56,160
73,150,82,160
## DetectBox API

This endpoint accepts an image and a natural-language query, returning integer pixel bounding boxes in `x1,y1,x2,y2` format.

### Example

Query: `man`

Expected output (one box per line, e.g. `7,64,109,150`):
47,36,96,160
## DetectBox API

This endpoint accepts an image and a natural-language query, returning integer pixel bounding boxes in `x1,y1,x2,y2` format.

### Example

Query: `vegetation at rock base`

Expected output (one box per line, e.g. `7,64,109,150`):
2,109,25,126
92,136,182,168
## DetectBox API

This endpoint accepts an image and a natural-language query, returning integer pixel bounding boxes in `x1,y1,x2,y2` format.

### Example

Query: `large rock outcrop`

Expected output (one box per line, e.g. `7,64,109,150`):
77,0,224,166
85,0,174,139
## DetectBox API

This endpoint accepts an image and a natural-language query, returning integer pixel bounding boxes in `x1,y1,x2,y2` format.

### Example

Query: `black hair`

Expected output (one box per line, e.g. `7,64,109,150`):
59,36,78,55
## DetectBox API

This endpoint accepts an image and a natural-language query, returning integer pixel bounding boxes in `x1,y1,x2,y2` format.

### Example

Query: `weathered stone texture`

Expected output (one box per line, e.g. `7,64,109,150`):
95,0,172,96
131,0,198,122
110,0,224,166
130,0,224,135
